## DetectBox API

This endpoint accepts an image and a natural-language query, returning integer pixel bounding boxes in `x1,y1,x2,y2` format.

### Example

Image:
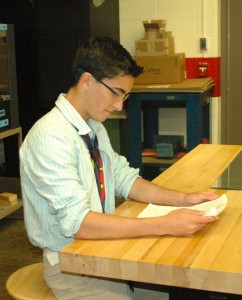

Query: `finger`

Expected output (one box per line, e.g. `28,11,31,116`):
180,208,204,215
181,209,218,221
199,192,219,200
198,212,218,223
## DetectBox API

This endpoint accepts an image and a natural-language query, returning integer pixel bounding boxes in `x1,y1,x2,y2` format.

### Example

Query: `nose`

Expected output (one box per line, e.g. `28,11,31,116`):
112,99,123,111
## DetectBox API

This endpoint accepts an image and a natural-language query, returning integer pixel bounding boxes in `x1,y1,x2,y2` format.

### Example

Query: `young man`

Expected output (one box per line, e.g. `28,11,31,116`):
20,37,218,299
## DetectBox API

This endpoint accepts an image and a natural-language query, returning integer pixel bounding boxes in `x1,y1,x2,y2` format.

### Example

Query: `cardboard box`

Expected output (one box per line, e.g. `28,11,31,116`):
135,20,175,56
143,20,166,40
134,53,186,84
162,31,172,38
136,37,175,56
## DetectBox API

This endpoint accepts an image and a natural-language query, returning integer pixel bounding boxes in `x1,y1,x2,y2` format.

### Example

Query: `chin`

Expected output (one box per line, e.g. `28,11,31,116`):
103,111,110,119
95,113,109,123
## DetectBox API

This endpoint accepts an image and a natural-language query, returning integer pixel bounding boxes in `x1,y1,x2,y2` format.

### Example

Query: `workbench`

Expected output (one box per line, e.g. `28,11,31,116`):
60,144,242,297
126,78,215,171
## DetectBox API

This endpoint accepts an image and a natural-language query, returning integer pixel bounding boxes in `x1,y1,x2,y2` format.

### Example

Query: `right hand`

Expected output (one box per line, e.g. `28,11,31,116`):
159,208,218,236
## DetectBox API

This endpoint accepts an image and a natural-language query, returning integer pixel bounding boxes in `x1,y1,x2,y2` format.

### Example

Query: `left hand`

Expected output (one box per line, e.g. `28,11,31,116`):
183,191,218,206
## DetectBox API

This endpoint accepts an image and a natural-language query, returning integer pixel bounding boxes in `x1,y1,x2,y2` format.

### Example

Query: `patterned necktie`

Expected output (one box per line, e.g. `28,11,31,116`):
82,134,105,212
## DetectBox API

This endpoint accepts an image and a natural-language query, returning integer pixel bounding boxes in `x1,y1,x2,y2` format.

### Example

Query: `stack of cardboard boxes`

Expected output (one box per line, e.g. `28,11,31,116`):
134,20,186,85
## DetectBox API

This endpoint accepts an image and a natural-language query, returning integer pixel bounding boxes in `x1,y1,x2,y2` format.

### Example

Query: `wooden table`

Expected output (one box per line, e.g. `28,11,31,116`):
60,144,242,295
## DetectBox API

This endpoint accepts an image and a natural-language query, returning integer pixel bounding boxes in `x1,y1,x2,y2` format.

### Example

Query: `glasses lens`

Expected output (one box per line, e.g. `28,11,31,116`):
99,79,129,101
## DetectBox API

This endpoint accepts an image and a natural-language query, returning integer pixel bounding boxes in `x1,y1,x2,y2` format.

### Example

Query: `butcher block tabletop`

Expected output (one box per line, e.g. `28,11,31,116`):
60,144,242,295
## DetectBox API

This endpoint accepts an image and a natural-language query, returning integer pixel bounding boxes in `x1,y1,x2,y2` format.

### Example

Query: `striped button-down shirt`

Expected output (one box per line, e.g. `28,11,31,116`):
20,94,140,251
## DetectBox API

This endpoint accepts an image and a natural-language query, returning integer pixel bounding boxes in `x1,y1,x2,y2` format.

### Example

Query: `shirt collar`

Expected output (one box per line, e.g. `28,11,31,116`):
55,93,102,137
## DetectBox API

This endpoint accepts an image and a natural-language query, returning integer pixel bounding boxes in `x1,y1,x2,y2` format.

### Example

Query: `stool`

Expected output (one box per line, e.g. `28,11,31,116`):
6,262,56,299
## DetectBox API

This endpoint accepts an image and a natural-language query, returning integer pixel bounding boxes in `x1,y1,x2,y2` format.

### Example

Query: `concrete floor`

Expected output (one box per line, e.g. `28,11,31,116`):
0,177,41,298
0,208,42,299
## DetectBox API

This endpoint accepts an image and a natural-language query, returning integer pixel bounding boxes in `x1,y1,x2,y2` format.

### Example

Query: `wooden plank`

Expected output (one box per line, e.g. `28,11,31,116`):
152,144,242,192
107,110,127,119
133,78,215,92
0,199,22,220
142,156,179,165
0,127,22,141
0,192,17,206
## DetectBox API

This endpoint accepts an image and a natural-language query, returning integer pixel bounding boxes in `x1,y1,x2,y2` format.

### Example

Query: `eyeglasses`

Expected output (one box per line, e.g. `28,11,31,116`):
76,67,130,101
97,80,130,101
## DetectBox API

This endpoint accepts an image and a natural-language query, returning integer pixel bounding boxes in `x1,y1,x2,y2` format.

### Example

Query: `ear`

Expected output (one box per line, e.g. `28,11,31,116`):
79,72,93,90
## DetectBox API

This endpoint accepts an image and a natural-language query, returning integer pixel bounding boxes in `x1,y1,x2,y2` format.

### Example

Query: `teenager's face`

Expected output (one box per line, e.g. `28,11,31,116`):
85,74,135,122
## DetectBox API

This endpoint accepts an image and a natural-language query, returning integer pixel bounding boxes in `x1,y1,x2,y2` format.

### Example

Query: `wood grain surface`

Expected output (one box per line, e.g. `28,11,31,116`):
60,144,242,295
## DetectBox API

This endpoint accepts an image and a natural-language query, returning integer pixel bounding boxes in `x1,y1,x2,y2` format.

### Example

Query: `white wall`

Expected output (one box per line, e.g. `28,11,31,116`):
119,0,221,144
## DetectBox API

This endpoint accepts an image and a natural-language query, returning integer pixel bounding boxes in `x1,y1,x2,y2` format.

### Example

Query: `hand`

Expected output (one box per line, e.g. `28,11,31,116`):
160,208,218,236
183,191,218,206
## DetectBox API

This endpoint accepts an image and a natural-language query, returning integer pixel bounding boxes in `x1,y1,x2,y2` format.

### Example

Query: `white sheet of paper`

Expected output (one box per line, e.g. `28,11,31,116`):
137,194,228,218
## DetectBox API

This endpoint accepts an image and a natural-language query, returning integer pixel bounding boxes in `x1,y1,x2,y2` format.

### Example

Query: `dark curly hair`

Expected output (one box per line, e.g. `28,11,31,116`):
71,36,143,86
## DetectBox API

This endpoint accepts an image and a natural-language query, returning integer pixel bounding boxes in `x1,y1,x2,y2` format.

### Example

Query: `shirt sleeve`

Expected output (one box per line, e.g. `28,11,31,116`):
96,123,140,200
23,124,93,238
112,151,140,199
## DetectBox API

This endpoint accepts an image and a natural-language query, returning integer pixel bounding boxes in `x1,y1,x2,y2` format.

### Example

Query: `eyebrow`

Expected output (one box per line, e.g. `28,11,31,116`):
114,87,126,94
